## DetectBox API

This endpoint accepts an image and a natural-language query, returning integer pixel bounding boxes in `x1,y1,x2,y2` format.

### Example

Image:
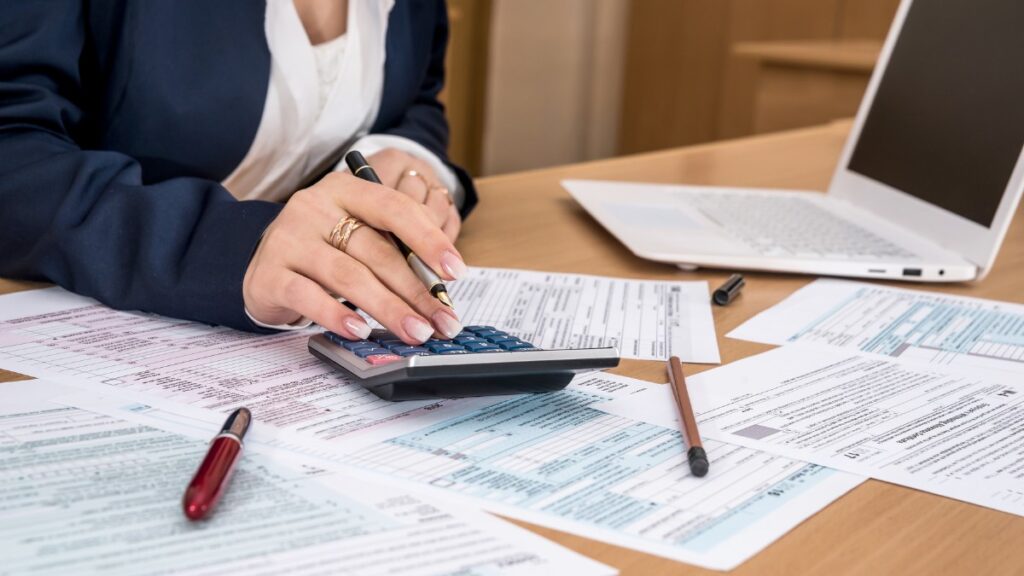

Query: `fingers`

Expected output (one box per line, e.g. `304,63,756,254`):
424,185,455,229
337,223,463,339
442,204,462,241
301,242,439,345
365,148,408,189
320,172,467,281
278,272,371,340
395,169,430,204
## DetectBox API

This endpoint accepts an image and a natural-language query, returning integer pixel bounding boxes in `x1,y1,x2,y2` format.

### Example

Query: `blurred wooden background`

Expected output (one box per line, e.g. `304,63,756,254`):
442,0,900,175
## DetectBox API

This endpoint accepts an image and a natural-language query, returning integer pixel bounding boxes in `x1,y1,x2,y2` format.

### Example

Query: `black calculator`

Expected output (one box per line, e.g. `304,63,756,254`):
308,325,619,401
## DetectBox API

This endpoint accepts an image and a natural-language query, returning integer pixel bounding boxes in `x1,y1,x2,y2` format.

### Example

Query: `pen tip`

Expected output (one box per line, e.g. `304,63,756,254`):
436,290,455,309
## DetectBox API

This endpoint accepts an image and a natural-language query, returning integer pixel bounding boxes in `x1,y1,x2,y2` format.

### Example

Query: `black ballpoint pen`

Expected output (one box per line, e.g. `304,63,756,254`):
344,150,455,309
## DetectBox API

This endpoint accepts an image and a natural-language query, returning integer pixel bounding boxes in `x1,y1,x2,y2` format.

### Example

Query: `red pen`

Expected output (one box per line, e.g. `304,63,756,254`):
182,407,251,521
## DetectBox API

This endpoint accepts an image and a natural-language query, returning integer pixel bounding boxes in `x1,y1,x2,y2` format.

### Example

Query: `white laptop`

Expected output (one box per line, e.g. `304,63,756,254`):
565,0,1023,283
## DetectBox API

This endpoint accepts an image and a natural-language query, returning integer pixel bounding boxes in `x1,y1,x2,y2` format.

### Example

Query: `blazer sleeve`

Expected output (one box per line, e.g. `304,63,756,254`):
0,4,282,331
374,0,478,217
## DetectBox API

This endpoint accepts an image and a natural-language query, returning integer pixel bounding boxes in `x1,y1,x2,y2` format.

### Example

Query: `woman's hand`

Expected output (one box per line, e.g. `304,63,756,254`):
242,171,468,345
365,149,461,241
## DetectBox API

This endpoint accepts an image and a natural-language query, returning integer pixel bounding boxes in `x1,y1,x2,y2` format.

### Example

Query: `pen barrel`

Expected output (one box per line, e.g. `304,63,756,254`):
182,434,242,521
407,253,442,287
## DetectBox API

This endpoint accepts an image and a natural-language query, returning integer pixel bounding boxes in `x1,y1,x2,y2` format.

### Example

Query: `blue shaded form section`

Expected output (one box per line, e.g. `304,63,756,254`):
795,288,1024,357
684,464,836,552
863,304,1024,355
383,390,844,547
387,391,679,529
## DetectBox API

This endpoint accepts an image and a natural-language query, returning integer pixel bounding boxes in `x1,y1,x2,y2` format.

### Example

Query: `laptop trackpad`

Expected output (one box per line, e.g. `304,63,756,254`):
606,202,708,230
601,202,750,256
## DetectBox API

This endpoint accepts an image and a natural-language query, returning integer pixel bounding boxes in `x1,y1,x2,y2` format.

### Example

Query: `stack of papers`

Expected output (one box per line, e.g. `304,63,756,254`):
0,270,862,571
597,279,1024,517
1,379,613,576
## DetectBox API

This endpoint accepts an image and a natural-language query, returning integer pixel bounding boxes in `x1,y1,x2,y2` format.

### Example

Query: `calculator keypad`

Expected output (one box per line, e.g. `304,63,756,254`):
323,326,540,366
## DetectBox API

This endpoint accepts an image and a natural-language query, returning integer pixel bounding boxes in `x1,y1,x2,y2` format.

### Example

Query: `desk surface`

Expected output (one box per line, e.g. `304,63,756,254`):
2,121,1022,574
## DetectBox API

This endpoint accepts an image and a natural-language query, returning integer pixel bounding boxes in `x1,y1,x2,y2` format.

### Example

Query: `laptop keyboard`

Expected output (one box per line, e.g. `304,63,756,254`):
685,193,917,259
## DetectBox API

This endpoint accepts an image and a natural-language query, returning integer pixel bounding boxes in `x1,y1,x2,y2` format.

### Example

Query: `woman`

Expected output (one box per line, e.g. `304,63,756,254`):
0,0,474,346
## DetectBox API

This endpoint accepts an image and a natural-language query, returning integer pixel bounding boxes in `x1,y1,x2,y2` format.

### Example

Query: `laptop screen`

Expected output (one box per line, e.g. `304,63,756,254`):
847,0,1024,228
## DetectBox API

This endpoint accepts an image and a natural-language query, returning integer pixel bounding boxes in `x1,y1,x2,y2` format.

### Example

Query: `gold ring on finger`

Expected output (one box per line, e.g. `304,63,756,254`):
328,216,364,253
398,169,431,193
429,185,454,206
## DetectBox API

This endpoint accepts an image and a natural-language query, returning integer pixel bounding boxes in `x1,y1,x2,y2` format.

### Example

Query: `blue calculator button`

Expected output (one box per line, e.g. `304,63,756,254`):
426,342,465,353
437,349,471,355
353,347,392,358
377,339,405,347
392,346,431,356
485,335,517,344
464,326,496,333
505,344,539,351
454,336,487,345
342,340,376,351
463,342,502,352
498,341,531,350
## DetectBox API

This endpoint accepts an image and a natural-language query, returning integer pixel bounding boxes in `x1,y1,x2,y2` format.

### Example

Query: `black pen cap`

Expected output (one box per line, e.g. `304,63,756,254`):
712,274,745,306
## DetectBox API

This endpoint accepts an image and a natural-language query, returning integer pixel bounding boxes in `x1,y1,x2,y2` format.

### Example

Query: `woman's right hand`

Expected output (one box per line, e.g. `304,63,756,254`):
242,172,468,345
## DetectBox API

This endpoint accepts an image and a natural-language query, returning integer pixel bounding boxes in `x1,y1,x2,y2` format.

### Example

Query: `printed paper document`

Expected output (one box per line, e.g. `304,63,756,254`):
0,288,857,569
449,267,719,362
597,345,1024,517
729,279,1024,374
71,373,864,571
0,379,614,576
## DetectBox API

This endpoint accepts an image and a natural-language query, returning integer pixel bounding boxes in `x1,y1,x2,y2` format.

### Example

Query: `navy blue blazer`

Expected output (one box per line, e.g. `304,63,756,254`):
0,1,476,331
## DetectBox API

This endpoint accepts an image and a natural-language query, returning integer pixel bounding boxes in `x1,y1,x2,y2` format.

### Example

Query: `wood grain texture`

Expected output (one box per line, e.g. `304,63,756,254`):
733,40,881,72
1,122,1021,573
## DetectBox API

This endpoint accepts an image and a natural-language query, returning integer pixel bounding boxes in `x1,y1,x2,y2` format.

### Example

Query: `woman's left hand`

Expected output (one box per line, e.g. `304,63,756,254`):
366,149,461,241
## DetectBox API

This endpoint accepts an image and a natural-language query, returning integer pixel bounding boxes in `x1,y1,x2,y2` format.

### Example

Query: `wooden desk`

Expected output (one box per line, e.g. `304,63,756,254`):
2,121,1022,574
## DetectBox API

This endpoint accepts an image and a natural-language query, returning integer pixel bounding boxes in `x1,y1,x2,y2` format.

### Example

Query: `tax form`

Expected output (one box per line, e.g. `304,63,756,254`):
597,345,1024,517
0,287,475,439
729,279,1024,374
0,379,614,576
0,288,858,569
72,373,864,571
449,267,719,362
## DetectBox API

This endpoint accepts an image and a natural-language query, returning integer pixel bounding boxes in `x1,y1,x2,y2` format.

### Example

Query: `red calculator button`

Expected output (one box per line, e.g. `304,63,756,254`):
365,354,402,366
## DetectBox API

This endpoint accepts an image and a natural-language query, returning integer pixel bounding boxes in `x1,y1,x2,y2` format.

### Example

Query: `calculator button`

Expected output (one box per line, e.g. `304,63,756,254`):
484,335,517,344
463,342,502,352
392,346,431,356
353,347,392,358
343,340,377,351
499,341,534,350
365,354,402,365
437,349,471,355
453,335,487,345
464,326,496,333
425,342,465,353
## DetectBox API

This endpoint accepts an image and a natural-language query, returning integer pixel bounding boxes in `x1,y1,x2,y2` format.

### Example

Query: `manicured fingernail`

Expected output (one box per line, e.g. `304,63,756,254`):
432,310,462,340
402,316,434,343
344,316,371,340
440,251,467,280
